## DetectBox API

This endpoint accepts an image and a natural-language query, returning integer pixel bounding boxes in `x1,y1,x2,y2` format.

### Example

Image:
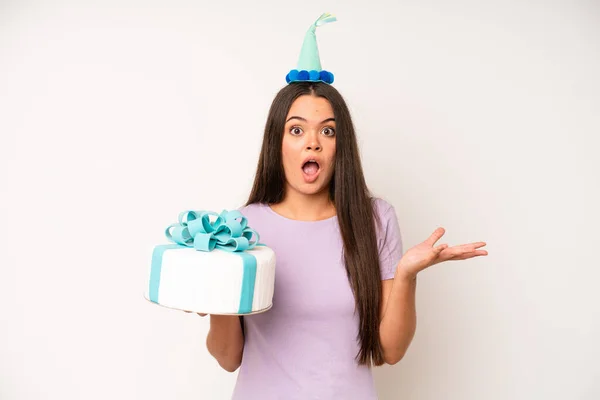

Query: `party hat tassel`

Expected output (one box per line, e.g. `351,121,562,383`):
315,12,337,27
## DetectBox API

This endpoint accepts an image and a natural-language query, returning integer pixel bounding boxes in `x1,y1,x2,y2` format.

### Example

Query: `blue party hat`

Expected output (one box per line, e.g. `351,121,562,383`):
286,13,336,85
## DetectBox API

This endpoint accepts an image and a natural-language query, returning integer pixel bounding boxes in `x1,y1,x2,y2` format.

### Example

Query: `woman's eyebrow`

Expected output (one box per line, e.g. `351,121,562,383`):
285,116,336,124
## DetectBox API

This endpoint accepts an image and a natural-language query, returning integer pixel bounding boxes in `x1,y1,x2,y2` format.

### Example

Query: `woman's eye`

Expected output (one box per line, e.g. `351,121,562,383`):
322,127,335,137
290,127,303,135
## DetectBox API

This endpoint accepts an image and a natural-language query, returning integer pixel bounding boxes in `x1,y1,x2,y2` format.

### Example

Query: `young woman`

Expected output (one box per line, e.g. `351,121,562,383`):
199,81,488,399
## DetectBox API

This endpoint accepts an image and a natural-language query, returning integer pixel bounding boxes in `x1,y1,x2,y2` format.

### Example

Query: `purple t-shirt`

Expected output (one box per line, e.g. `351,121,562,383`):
231,198,403,400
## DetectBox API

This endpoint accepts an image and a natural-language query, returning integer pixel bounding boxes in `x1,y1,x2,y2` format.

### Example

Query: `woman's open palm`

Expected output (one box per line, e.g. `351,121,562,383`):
399,227,488,278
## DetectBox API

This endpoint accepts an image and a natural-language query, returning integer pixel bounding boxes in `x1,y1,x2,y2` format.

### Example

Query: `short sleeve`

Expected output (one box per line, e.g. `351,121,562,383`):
375,199,404,280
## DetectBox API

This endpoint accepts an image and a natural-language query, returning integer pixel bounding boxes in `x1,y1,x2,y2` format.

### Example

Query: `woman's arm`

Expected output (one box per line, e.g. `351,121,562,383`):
378,266,417,365
378,227,487,365
206,315,245,372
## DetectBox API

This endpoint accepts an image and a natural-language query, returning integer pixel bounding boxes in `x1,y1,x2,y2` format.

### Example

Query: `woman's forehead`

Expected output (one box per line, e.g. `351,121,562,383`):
286,95,334,122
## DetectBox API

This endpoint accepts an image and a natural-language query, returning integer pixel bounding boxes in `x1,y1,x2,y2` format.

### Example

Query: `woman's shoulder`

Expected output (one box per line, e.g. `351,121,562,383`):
371,197,396,219
238,202,269,219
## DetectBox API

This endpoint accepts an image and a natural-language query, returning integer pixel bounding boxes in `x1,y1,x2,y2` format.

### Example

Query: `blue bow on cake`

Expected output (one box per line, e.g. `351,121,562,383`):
165,210,259,252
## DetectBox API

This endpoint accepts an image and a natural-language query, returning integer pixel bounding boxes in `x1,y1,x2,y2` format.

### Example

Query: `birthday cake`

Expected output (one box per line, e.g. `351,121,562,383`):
144,209,276,315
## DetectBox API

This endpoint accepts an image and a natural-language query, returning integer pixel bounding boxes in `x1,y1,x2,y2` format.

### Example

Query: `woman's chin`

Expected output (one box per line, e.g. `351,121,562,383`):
289,181,330,197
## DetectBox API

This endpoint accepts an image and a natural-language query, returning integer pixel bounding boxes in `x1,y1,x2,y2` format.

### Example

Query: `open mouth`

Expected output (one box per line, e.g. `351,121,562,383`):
302,160,320,176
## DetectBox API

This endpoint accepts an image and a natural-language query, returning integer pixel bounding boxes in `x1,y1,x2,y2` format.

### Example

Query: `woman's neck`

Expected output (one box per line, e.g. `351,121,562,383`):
270,188,336,221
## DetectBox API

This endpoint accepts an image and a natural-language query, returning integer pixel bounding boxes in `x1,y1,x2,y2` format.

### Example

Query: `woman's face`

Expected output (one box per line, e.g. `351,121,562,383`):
281,94,337,197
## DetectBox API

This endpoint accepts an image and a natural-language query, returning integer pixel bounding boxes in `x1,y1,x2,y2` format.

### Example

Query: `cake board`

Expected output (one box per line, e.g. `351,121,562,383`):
143,293,273,316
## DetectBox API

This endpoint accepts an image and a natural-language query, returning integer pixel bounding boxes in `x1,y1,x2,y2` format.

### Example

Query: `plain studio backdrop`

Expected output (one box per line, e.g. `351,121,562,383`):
1,1,599,399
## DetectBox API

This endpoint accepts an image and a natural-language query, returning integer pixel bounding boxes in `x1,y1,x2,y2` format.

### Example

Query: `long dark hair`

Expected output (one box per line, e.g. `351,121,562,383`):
246,82,385,366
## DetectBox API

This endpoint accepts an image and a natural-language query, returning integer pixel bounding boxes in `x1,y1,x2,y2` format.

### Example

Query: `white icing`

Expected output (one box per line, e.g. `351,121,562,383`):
144,246,276,315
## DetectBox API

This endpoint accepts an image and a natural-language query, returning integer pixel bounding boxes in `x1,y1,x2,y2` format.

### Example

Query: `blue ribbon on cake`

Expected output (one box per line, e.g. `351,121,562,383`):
149,210,261,314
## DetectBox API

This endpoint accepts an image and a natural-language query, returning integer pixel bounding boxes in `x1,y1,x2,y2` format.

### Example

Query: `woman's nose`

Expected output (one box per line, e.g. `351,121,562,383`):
305,132,322,151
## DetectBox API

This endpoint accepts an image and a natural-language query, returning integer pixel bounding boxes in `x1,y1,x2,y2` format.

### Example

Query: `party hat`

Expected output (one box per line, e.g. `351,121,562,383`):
285,13,336,85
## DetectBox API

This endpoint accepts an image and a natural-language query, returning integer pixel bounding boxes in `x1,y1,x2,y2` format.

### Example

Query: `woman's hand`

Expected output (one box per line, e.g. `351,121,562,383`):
183,310,207,317
397,227,488,280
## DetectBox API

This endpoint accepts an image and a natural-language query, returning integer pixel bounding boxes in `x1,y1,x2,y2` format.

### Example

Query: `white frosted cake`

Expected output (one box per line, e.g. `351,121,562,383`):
144,210,276,315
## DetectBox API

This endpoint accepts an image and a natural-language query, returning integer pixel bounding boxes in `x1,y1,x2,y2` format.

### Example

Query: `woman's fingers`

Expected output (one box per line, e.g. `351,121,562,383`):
434,244,448,253
184,310,208,317
425,227,446,246
470,242,487,249
462,242,486,250
447,248,488,260
436,242,488,260
446,242,486,254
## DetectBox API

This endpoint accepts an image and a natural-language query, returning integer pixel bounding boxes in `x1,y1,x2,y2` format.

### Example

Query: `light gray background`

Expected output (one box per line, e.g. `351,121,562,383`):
1,1,598,399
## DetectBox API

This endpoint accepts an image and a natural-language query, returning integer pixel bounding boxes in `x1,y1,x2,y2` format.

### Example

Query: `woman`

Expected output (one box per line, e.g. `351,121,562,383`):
199,81,487,399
